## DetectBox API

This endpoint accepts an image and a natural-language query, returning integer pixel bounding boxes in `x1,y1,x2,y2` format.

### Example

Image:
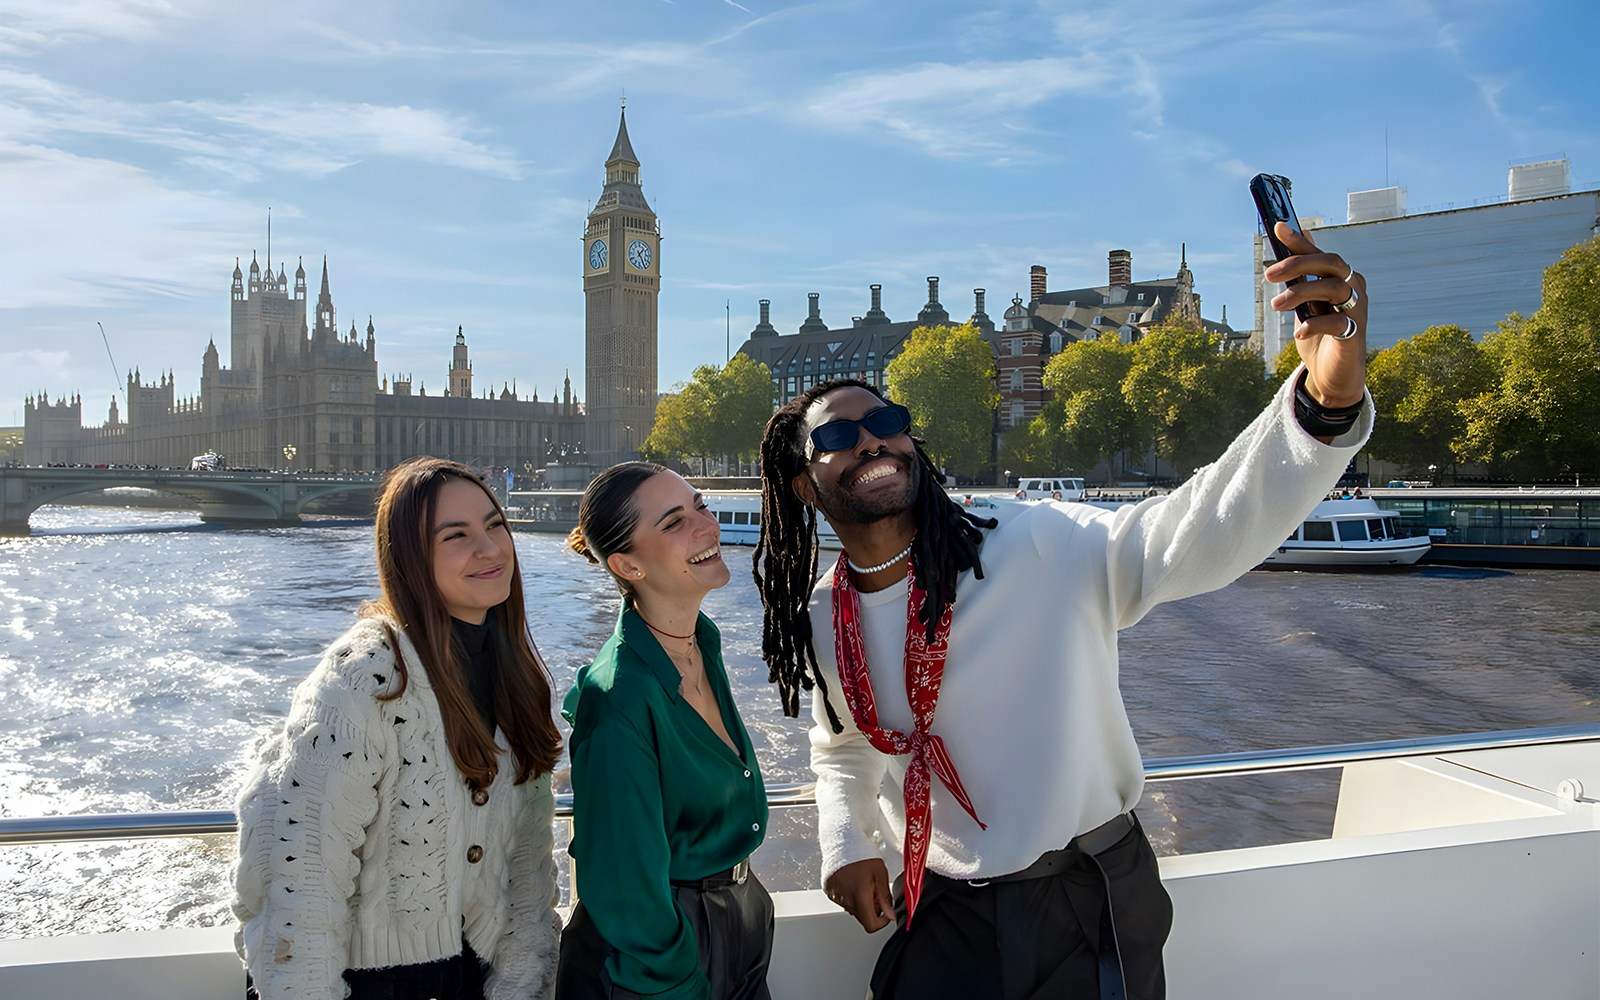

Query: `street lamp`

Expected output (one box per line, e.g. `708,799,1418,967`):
625,425,635,458
1427,463,1438,487
283,444,297,472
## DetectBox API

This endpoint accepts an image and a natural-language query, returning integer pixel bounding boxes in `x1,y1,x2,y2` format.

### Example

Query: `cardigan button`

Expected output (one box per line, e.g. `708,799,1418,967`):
471,788,489,806
467,845,484,864
744,770,752,778
751,823,760,832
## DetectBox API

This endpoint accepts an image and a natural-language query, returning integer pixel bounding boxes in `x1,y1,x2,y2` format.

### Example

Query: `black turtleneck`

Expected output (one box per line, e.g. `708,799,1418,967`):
451,613,498,733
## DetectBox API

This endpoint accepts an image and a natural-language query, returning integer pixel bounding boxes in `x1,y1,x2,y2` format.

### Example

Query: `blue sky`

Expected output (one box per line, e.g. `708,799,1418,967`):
4,0,1596,427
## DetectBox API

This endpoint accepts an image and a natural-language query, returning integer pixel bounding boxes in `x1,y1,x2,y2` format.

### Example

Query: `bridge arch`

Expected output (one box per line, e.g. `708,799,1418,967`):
1,468,378,536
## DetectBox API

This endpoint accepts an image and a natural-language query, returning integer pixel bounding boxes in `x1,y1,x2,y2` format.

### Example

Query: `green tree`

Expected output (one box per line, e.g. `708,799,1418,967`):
704,352,777,468
1122,317,1271,476
1460,236,1600,477
1271,340,1302,385
885,323,999,476
997,417,1050,478
641,382,711,469
1039,331,1147,483
642,355,776,472
1365,325,1492,475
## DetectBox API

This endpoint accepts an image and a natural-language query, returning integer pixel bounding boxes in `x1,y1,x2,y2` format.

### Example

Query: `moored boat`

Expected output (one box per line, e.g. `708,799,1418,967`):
1258,497,1431,569
1369,487,1600,569
705,490,841,549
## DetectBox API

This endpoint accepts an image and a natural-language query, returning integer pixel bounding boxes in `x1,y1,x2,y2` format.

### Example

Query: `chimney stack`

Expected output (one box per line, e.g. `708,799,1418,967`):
1108,250,1132,289
1030,265,1047,305
926,276,941,305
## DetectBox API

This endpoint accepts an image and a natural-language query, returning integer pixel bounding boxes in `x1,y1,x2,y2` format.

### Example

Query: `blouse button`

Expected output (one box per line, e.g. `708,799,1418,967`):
471,788,489,806
467,845,484,864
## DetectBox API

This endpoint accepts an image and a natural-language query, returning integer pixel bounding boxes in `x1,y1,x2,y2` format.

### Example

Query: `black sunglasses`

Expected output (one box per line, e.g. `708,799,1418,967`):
809,403,912,454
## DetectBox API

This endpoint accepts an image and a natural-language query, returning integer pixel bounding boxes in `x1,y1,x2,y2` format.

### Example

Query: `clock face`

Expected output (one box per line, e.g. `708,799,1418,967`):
627,239,653,270
588,239,608,270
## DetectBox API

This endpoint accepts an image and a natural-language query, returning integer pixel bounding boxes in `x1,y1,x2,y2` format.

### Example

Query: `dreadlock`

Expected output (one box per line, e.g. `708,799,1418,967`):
753,378,998,732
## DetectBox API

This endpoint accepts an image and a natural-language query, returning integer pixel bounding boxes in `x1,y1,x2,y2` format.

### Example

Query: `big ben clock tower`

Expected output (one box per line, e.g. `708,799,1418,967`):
583,107,659,467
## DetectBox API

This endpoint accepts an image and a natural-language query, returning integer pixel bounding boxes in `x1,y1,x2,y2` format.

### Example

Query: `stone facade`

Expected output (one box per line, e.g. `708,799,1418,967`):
737,278,998,406
736,249,1236,433
999,248,1239,429
583,109,660,468
22,254,582,472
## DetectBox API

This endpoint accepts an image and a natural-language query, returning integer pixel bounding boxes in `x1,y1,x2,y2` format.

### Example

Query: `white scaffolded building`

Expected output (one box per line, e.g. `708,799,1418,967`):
1255,160,1600,359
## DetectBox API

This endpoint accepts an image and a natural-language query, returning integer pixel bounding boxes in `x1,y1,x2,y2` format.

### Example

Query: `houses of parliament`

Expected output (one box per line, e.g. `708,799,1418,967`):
21,111,659,477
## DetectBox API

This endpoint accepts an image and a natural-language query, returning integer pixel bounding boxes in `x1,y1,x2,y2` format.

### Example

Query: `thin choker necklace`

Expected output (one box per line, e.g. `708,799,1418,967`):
846,540,914,575
634,607,695,641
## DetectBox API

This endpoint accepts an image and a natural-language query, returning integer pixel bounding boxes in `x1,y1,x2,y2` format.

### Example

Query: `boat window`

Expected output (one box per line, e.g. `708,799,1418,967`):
734,511,750,525
718,511,732,524
751,512,760,528
1367,518,1390,539
1303,521,1335,541
1337,520,1368,541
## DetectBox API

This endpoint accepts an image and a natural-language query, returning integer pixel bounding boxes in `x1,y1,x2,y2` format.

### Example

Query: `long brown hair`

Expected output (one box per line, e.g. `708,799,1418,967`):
365,456,561,788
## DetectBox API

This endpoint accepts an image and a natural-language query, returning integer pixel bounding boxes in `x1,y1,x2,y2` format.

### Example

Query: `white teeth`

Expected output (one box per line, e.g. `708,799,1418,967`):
689,547,720,564
856,464,895,486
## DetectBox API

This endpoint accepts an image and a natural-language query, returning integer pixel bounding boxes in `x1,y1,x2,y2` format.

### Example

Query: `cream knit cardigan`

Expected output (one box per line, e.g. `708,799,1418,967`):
232,617,560,999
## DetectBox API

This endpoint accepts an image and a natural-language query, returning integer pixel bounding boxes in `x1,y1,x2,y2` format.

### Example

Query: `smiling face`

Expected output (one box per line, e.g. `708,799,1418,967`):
605,471,730,600
430,476,516,624
793,386,920,525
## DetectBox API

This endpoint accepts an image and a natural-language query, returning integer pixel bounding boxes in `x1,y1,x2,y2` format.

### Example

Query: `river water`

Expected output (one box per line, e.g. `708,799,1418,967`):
1,505,1595,940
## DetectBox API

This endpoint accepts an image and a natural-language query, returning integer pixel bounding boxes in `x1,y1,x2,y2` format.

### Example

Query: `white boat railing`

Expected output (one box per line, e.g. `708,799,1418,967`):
3,723,1595,848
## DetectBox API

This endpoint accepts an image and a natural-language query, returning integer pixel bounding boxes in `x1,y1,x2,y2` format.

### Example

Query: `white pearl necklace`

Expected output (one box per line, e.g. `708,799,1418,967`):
846,541,914,575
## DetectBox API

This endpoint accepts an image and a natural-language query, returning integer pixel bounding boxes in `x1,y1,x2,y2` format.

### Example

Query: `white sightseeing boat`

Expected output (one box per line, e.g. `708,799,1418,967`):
3,724,1596,999
1259,498,1431,569
705,490,842,550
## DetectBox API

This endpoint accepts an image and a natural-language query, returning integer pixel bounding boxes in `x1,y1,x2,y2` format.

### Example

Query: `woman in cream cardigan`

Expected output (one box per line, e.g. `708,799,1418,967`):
233,456,563,999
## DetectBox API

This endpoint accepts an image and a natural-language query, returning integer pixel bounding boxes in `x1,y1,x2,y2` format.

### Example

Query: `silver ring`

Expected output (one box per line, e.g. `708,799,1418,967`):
1342,264,1354,282
1332,286,1360,313
1334,316,1359,340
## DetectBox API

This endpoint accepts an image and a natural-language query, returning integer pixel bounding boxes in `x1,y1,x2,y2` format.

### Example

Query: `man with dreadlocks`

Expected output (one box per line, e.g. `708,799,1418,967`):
751,229,1373,999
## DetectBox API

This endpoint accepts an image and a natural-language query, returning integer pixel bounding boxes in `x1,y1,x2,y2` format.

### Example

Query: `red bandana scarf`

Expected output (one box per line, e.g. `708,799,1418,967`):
831,552,985,926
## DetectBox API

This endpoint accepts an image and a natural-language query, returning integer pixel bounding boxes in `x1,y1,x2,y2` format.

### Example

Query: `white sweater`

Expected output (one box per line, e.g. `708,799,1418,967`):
808,371,1373,881
232,617,560,999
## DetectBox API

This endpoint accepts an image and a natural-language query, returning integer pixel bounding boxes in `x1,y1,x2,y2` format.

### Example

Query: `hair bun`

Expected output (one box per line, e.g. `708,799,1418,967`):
566,525,600,564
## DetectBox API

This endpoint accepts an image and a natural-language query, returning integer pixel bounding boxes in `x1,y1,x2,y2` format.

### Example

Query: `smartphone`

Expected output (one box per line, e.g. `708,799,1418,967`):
1250,172,1332,321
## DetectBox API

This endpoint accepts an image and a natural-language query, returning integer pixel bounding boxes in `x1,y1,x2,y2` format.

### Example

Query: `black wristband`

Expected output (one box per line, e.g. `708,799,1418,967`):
1293,370,1363,437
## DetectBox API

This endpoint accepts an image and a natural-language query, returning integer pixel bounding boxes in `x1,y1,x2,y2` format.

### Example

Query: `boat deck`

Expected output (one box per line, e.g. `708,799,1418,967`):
4,732,1596,998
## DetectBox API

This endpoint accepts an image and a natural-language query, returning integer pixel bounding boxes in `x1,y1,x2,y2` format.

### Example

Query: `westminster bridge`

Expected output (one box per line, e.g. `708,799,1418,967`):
0,466,380,536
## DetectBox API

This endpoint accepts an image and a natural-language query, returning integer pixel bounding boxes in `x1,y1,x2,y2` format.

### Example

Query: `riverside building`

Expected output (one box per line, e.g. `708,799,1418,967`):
1254,159,1600,358
736,248,1237,432
19,112,672,474
22,257,582,472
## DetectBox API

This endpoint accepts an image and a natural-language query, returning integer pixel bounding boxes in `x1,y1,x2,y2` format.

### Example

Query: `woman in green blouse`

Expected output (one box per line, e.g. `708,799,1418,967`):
557,462,772,1000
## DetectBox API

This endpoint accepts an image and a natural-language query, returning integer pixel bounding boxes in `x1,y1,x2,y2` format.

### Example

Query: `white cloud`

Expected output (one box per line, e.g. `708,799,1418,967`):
798,57,1124,161
0,0,214,54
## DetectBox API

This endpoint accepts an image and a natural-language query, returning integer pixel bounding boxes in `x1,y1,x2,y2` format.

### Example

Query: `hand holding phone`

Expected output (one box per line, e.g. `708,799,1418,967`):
1250,173,1333,322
